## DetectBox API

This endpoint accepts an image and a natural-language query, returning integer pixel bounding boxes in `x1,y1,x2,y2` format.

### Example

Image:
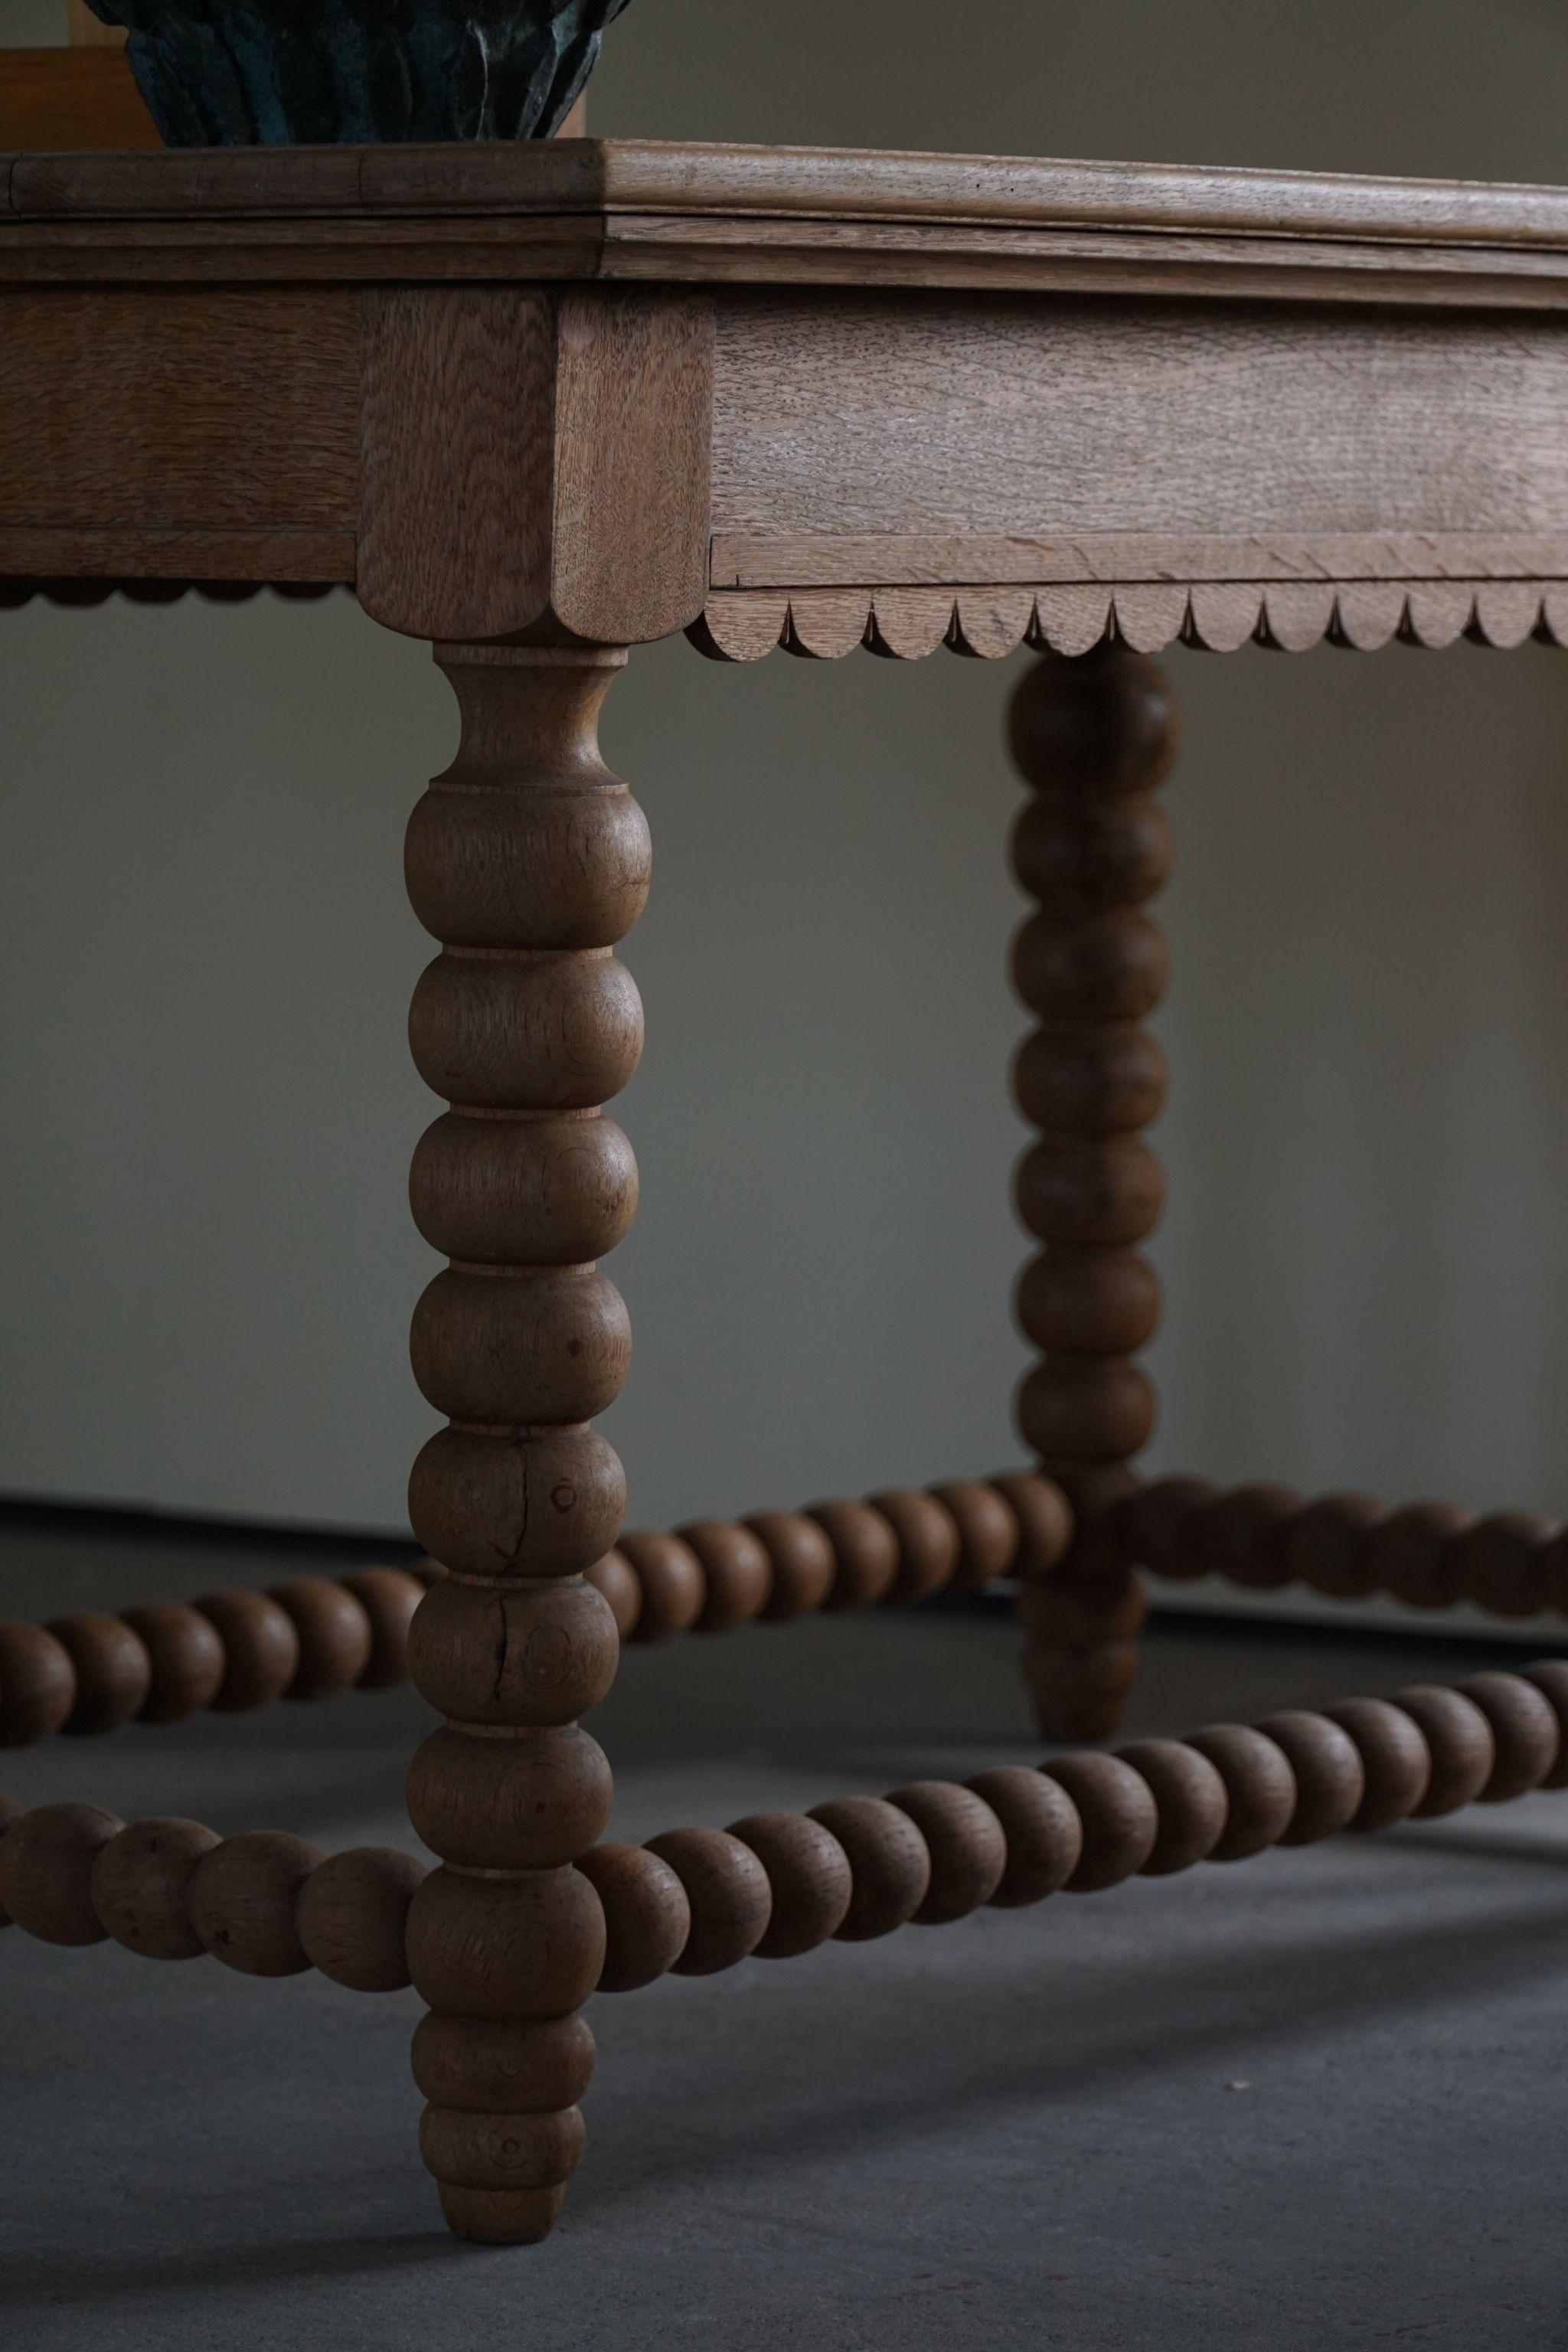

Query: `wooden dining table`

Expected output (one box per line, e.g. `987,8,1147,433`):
3,134,1567,2246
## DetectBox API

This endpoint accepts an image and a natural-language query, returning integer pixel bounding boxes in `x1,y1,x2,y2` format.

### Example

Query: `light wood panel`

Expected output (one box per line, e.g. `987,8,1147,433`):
11,139,1568,246
709,292,1568,563
710,531,1568,590
0,289,359,532
358,287,557,642
0,51,158,152
9,142,1568,307
0,524,354,583
359,286,713,644
691,580,1568,662
68,3,126,46
550,289,713,644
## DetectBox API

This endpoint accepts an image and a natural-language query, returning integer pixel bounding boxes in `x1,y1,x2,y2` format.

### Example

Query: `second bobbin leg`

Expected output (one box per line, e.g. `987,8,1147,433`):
1008,647,1179,1740
401,643,643,2245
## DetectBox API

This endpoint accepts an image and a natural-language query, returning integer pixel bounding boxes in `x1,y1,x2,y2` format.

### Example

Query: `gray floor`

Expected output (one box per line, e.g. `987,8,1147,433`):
3,1514,1567,2351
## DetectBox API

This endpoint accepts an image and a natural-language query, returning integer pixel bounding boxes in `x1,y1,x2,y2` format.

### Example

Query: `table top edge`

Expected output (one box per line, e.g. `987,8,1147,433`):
7,138,1568,254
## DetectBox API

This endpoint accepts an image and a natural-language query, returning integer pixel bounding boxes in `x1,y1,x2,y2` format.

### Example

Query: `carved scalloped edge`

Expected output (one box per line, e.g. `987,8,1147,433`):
0,580,341,610
690,581,1568,662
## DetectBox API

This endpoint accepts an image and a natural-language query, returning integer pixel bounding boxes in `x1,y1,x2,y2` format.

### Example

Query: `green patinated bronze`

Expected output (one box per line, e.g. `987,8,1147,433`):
83,0,633,145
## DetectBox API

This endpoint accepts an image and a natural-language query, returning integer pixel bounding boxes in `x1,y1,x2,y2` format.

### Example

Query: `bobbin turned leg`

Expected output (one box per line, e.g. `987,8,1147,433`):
1007,647,1179,1740
402,643,643,2245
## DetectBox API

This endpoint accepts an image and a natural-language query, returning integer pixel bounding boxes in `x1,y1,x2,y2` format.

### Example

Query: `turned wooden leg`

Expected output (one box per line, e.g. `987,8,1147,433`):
1008,646,1179,1740
401,643,644,2245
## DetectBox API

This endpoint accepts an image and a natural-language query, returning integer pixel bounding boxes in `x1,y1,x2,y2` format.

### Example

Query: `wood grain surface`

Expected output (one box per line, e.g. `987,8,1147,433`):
0,287,358,532
5,140,1568,244
7,143,1568,619
0,51,158,154
550,289,713,644
693,580,1568,663
358,287,557,642
359,286,712,644
0,525,354,583
68,2,127,44
710,531,1568,590
8,142,1568,305
709,292,1568,554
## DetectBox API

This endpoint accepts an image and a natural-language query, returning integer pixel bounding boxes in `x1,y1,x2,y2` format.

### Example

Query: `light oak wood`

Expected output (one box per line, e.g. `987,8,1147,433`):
359,286,711,643
0,524,354,583
359,288,557,642
5,131,1568,2256
68,3,126,45
583,214,1568,311
3,1664,1563,1975
550,289,713,644
9,137,1568,244
403,642,641,2244
1008,649,1174,1743
710,292,1568,560
0,1471,1073,1749
0,289,358,533
694,582,1568,662
0,51,156,153
8,144,1568,632
11,143,1568,309
582,1663,1567,1988
711,531,1568,590
1104,1475,1568,1620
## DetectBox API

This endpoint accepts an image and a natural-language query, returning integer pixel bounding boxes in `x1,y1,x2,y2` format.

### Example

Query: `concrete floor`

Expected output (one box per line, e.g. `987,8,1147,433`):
2,1512,1566,2350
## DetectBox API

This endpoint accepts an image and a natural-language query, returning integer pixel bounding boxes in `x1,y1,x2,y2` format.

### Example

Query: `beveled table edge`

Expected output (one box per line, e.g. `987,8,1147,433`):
5,138,1568,252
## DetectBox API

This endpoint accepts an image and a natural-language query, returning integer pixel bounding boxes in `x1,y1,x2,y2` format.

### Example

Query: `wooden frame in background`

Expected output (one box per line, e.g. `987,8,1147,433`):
2,8,156,152
67,2,127,46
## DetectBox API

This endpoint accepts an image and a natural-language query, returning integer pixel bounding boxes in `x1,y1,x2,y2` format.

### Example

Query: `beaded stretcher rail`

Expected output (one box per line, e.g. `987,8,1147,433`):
5,1658,1564,1964
4,1472,1565,1753
5,1656,1565,2228
0,1472,1070,1747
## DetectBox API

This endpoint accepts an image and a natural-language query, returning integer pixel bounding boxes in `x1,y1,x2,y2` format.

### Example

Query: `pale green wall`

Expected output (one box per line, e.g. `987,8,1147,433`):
4,1,1568,1573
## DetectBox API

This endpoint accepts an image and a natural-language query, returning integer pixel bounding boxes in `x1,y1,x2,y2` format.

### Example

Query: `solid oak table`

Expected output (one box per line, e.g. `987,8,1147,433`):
2,139,1568,2246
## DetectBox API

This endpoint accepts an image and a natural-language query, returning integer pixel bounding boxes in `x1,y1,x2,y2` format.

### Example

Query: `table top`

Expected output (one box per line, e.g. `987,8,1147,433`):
8,139,1568,655
7,138,1568,305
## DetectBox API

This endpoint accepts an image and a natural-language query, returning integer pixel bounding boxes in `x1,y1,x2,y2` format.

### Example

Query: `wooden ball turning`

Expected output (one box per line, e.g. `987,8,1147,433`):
297,1847,426,1991
1044,1754,1159,1891
90,1816,221,1960
727,1811,854,1956
965,1766,1084,1906
0,1802,123,1944
47,1612,152,1736
1254,1712,1367,1846
645,1828,773,1977
121,1602,227,1725
579,1842,692,1991
810,1796,932,1941
1186,1725,1297,1860
887,1782,1008,1922
194,1589,301,1713
0,1623,79,1748
1116,1738,1230,1874
187,1831,325,1976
